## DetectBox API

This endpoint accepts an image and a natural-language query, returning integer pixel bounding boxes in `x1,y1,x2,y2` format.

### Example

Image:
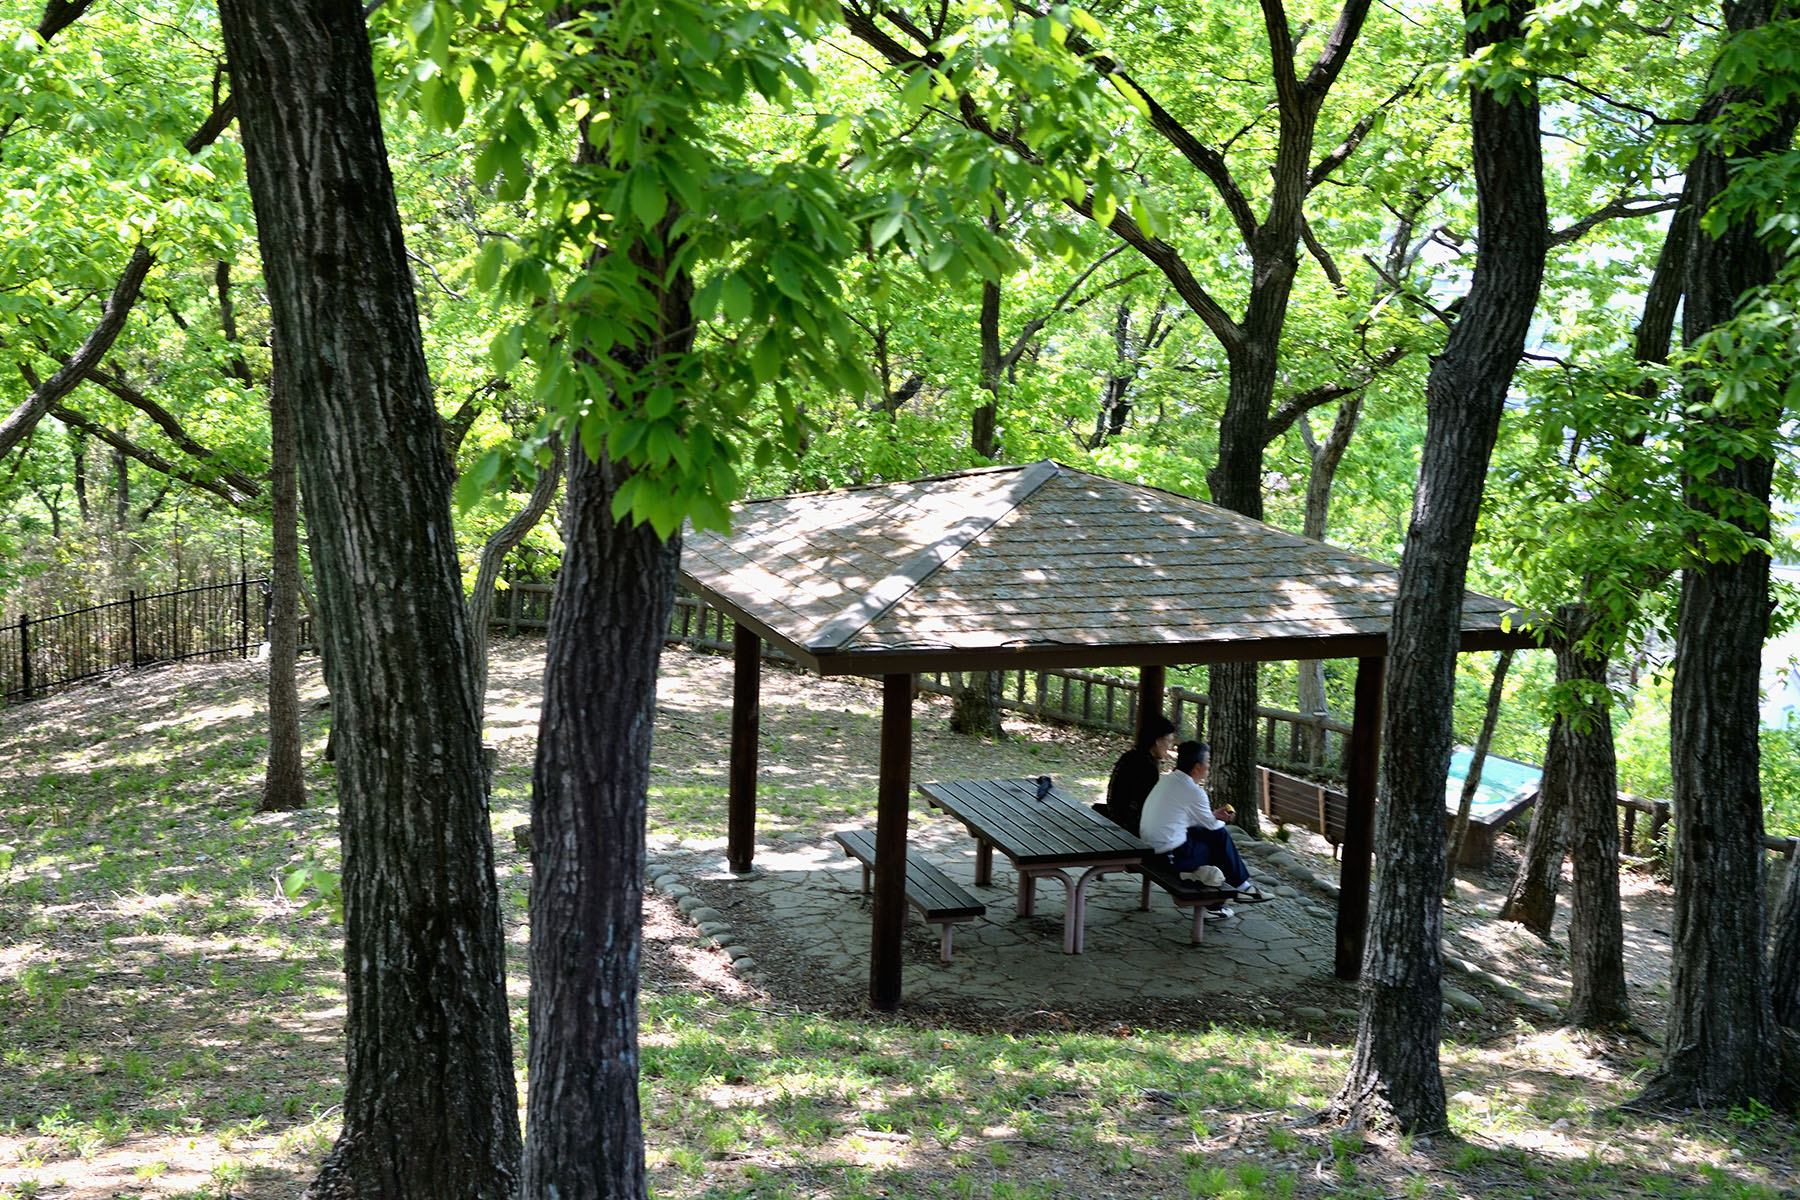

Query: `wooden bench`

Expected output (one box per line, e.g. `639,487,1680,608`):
834,830,986,964
1259,767,1349,856
1131,857,1247,945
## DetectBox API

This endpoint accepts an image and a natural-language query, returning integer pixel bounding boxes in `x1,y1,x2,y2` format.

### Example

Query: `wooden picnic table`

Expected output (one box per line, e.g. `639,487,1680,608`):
918,777,1154,954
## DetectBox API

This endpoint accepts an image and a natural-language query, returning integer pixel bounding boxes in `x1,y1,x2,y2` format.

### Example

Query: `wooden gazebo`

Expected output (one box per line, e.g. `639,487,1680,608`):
680,460,1532,1009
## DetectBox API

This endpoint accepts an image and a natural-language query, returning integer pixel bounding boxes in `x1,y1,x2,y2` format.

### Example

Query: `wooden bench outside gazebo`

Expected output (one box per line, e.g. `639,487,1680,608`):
680,460,1533,1010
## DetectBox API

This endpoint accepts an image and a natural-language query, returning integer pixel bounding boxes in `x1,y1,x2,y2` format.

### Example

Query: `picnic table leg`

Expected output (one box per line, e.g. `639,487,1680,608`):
975,838,993,887
1017,870,1037,917
1068,865,1118,955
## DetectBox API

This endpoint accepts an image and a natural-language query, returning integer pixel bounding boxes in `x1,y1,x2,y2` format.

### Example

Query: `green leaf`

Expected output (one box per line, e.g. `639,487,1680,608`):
721,272,754,322
630,169,667,225
871,209,904,249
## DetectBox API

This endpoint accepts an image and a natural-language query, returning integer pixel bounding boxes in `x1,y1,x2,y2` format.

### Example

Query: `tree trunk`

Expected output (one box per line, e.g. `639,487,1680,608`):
260,366,305,813
1446,647,1512,896
1638,0,1794,1112
1336,0,1545,1134
973,274,1001,460
1771,852,1800,1029
956,259,1005,737
526,447,676,1200
216,3,521,1196
1295,397,1364,746
1500,720,1568,937
111,446,128,529
71,427,89,522
1556,607,1630,1029
468,435,564,706
521,92,694,1190
1210,661,1261,838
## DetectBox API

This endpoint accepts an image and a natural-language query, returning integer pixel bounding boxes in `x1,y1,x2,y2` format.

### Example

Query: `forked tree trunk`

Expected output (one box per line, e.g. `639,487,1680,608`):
1335,0,1545,1134
1500,720,1568,937
260,368,304,813
217,3,521,1196
1556,607,1630,1029
1638,0,1794,1112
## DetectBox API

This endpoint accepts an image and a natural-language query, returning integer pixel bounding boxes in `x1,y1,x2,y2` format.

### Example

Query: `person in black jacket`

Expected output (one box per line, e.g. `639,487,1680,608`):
1098,714,1177,836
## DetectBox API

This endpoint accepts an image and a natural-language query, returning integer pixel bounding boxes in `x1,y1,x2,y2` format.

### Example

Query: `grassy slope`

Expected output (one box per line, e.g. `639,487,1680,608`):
0,646,1794,1200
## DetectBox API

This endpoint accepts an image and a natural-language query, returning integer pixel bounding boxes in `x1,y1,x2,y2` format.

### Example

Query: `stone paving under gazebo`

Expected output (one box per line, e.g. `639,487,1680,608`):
638,820,1561,1024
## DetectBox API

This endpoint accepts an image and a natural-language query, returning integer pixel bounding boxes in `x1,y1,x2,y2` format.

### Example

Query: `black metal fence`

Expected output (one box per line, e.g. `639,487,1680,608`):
2,577,261,704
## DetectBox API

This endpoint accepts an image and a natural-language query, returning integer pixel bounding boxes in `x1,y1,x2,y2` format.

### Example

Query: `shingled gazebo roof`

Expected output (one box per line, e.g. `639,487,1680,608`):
680,459,1531,674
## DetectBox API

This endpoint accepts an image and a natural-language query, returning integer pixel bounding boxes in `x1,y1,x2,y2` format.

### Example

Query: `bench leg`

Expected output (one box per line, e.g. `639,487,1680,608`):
938,922,955,964
1139,876,1152,911
860,863,872,895
1190,904,1206,946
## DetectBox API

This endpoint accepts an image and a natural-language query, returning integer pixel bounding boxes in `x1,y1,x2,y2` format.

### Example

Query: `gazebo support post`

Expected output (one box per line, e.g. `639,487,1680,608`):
871,673,913,1011
727,627,761,873
1336,655,1384,980
1137,665,1166,739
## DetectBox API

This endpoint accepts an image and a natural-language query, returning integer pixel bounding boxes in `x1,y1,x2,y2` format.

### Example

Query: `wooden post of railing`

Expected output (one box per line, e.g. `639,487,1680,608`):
18,612,31,700
127,592,140,667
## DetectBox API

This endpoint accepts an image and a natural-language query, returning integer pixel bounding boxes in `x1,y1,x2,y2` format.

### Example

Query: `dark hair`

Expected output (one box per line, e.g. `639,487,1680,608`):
1175,739,1210,773
1135,714,1177,749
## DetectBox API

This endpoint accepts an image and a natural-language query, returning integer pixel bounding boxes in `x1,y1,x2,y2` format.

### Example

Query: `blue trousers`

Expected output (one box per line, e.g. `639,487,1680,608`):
1166,825,1250,886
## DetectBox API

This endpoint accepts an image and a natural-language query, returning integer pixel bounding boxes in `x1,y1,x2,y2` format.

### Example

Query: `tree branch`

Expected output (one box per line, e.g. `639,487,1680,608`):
1550,193,1681,246
84,364,265,498
49,403,252,509
1543,73,1687,126
1264,341,1409,443
1000,243,1129,371
1300,0,1374,97
1309,70,1416,190
1301,217,1346,289
0,86,238,463
0,246,155,461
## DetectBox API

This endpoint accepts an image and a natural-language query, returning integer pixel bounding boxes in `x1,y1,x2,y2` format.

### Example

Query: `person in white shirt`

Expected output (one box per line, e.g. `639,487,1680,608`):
1139,739,1255,893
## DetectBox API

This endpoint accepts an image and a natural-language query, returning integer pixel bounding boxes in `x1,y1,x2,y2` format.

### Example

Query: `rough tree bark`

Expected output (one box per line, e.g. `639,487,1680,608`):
215,2,521,1196
1335,0,1545,1133
1554,605,1631,1029
1445,647,1512,896
1502,709,1571,936
527,445,677,1200
1771,852,1800,1029
1640,1,1796,1109
522,106,693,1194
259,365,304,813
